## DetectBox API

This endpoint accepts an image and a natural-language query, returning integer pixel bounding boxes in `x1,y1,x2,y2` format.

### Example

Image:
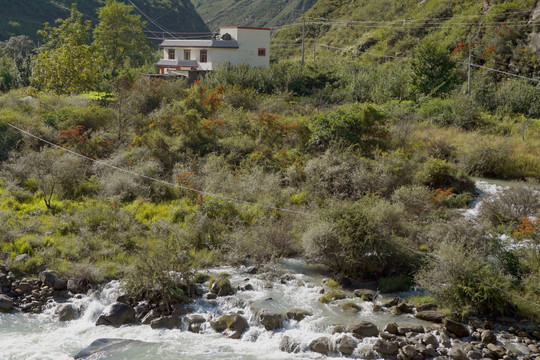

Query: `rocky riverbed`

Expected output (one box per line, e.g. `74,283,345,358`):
1,259,539,360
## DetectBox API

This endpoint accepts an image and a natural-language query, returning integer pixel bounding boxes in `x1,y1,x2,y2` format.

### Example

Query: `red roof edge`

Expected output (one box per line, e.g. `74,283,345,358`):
219,26,271,31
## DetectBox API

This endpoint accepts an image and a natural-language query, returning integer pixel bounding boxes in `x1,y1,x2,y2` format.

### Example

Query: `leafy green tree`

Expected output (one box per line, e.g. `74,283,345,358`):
32,4,101,94
93,0,152,76
0,35,35,89
409,41,458,99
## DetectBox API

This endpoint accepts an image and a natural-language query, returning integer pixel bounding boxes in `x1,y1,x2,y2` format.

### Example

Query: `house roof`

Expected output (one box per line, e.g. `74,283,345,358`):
159,39,239,49
156,59,199,67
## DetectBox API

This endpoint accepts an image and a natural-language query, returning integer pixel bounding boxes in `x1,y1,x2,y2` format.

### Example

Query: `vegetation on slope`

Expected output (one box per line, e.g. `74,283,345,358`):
190,0,316,29
0,0,208,41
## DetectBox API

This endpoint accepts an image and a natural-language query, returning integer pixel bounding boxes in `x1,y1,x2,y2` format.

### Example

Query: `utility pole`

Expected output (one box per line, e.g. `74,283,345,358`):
313,41,316,63
301,18,305,66
467,45,472,97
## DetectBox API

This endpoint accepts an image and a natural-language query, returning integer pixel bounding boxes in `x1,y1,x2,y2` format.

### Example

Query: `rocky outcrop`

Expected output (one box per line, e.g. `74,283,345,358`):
210,313,249,339
56,303,78,321
445,319,470,338
309,337,331,355
39,270,67,291
0,294,13,313
258,310,283,331
95,302,136,327
348,321,379,338
353,288,376,301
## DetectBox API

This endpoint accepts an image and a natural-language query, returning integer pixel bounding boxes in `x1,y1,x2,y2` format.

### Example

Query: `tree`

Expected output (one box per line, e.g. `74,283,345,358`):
32,4,101,94
0,35,35,89
93,0,152,76
409,41,458,99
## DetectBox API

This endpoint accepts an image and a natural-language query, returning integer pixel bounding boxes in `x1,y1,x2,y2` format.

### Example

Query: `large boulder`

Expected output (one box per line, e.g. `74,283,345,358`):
210,275,234,297
39,270,67,290
348,321,379,338
150,315,182,330
337,335,358,355
448,346,467,360
416,303,438,312
354,289,376,301
280,336,301,353
309,337,331,355
286,309,312,322
0,294,13,313
415,310,445,323
188,314,206,333
258,310,283,331
95,302,136,327
210,314,249,339
399,345,421,360
481,329,497,344
397,323,424,335
445,319,470,338
373,339,399,356
74,338,142,359
56,303,78,321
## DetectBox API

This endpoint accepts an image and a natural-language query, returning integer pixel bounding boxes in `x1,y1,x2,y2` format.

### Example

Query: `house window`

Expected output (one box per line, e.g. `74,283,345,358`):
200,50,208,63
184,50,191,60
258,48,266,57
168,49,175,60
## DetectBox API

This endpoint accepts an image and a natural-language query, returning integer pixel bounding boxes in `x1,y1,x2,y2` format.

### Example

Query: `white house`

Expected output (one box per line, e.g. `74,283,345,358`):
156,26,271,76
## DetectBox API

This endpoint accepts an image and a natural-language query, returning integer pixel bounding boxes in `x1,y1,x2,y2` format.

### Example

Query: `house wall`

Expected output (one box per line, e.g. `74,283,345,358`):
219,27,270,67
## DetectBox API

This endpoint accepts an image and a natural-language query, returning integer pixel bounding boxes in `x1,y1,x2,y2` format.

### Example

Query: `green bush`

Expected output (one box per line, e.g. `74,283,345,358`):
495,78,540,117
479,183,540,227
378,274,413,293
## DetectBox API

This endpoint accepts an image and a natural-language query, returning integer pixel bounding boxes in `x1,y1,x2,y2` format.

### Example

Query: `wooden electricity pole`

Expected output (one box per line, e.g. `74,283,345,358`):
301,18,305,66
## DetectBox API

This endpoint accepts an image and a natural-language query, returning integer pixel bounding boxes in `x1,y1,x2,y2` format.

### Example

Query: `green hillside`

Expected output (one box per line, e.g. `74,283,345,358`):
273,0,540,76
0,0,209,41
190,0,316,29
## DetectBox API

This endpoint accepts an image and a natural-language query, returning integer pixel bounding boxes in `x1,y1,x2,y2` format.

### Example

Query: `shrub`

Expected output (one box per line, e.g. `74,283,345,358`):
415,157,473,192
495,78,540,117
419,96,483,130
458,140,514,178
480,183,540,227
378,274,413,293
391,185,434,218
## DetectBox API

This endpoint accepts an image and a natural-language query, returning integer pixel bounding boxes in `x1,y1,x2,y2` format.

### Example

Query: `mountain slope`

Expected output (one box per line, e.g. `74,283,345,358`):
272,0,540,75
0,0,209,41
190,0,316,30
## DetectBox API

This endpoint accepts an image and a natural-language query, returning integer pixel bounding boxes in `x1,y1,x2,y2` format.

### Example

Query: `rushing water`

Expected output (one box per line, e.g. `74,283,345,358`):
0,179,528,360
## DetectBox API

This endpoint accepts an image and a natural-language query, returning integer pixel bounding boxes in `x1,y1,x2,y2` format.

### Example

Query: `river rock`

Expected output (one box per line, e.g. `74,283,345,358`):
39,270,67,290
384,322,399,335
481,329,497,344
348,321,379,338
188,314,205,333
382,297,400,307
280,335,301,353
486,343,506,358
17,281,32,294
416,303,438,312
309,337,331,355
56,303,78,321
141,309,158,325
258,310,283,331
354,289,376,301
415,311,445,323
445,319,470,338
0,274,10,288
286,309,312,321
74,338,142,359
422,333,439,347
373,339,399,356
399,345,421,360
337,335,358,355
95,302,136,327
340,302,361,313
397,302,414,314
210,275,234,297
211,314,249,339
0,294,13,313
467,350,483,359
397,323,424,335
448,346,467,360
150,315,182,330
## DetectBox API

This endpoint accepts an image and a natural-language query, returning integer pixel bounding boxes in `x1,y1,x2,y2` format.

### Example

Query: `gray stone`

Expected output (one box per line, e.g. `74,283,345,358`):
73,338,143,359
188,314,205,333
445,319,470,338
382,297,400,308
211,314,249,339
337,335,358,355
348,321,379,338
210,275,234,297
286,309,312,321
141,309,158,325
415,311,445,323
390,305,402,315
397,323,424,335
448,346,467,360
56,303,78,321
399,345,421,360
309,337,331,355
397,302,414,314
258,310,283,331
0,294,13,313
486,343,506,358
14,254,29,263
39,270,67,290
0,274,10,288
416,303,438,312
481,329,497,344
150,315,182,330
384,322,399,335
95,302,136,327
373,339,399,356
354,288,376,301
280,336,301,353
467,350,483,359
422,333,439,347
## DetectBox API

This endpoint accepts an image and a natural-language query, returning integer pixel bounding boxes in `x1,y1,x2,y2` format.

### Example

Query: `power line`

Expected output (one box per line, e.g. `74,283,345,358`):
471,63,540,83
127,0,179,40
5,123,315,217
